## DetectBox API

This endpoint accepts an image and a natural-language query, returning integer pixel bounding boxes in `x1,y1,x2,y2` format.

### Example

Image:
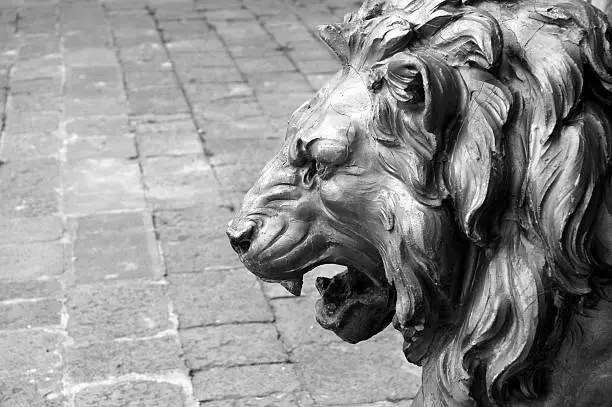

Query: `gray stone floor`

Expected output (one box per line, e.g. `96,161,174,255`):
0,0,421,405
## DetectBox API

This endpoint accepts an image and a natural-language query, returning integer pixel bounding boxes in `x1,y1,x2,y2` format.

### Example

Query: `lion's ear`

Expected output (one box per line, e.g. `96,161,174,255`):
383,52,461,137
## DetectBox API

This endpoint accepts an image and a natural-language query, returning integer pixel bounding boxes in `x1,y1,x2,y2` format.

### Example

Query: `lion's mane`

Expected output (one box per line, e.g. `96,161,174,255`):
321,0,612,405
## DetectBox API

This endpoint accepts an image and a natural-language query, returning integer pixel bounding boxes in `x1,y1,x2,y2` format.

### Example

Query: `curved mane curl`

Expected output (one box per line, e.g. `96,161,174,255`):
319,0,612,405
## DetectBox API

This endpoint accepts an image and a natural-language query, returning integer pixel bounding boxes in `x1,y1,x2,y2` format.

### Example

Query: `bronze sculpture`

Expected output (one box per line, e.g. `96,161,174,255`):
227,0,612,405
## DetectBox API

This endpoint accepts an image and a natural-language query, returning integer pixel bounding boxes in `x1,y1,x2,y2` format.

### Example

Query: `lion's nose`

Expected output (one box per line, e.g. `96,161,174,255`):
227,219,256,255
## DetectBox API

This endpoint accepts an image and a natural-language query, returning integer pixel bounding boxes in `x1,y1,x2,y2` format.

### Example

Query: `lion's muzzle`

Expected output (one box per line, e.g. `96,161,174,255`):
226,218,256,256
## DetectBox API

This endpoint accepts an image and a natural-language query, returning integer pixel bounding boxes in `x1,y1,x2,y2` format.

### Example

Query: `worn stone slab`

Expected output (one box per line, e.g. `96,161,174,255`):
291,331,421,405
234,55,296,74
247,71,313,93
205,137,279,166
9,93,62,113
0,215,62,244
198,117,278,141
0,330,63,379
271,296,343,351
214,162,265,193
0,298,62,329
132,116,201,157
65,336,183,383
155,205,234,242
0,242,64,280
258,91,315,119
67,281,171,343
168,270,273,327
74,381,185,407
0,158,59,218
63,158,145,214
0,373,64,407
4,111,60,135
66,133,137,160
199,392,315,407
194,97,264,122
141,155,220,209
1,131,63,160
64,48,118,67
73,228,163,283
192,364,301,401
129,86,190,116
163,236,242,273
65,96,129,118
0,279,63,301
180,323,287,369
178,66,243,84
184,82,253,104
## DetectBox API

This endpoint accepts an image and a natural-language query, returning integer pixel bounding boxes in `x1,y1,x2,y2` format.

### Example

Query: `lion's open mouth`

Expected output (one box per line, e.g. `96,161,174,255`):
313,267,395,344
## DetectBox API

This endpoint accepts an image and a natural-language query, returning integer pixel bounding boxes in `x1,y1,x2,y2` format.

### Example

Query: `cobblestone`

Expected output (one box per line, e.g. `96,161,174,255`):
0,0,424,404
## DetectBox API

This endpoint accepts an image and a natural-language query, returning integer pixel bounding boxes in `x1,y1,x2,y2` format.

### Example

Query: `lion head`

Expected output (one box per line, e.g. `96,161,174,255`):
227,0,612,404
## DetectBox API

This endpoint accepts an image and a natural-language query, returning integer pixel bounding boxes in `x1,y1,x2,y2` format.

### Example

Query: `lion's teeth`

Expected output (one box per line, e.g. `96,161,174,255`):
280,278,303,296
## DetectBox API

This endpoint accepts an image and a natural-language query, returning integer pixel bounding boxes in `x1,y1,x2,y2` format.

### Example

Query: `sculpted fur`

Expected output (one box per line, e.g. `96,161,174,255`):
227,0,612,405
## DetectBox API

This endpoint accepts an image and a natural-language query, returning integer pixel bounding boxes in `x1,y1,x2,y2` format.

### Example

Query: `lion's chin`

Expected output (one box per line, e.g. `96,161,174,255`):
314,267,395,344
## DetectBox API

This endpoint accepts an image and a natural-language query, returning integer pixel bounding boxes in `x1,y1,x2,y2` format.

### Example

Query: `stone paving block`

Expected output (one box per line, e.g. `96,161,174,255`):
73,226,162,283
163,235,242,273
132,116,201,157
141,155,220,209
214,162,265,193
1,131,63,160
0,330,63,379
65,116,136,160
247,71,313,93
67,281,171,343
4,111,60,139
64,48,118,67
74,211,153,235
291,331,421,405
306,73,334,89
65,95,129,118
124,68,178,91
129,86,190,116
155,204,234,242
65,66,123,98
0,279,62,301
11,77,62,95
166,38,224,53
271,297,343,351
168,269,273,327
0,215,62,244
205,137,279,166
9,92,62,112
171,50,235,68
192,364,301,401
198,116,277,141
194,97,264,122
118,43,168,66
234,55,296,74
180,323,287,369
179,66,243,84
0,298,62,329
0,373,64,407
184,82,253,103
199,392,315,407
226,42,285,58
203,7,254,21
65,335,183,383
0,242,64,281
63,158,145,214
74,381,185,407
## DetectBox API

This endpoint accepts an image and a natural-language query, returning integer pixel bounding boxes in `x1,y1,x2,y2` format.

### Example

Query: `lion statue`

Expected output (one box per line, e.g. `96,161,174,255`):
227,0,612,405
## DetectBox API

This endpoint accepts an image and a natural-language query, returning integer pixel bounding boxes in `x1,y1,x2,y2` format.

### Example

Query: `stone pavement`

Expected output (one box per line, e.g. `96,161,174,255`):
0,0,422,405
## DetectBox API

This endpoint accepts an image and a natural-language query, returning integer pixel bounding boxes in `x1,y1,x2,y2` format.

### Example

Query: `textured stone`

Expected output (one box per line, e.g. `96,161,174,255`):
4,111,60,135
74,381,184,407
155,205,234,242
0,299,62,329
66,116,135,160
133,117,201,157
129,87,190,116
0,216,62,244
0,279,62,301
205,138,279,166
168,270,273,327
0,330,63,379
198,117,277,141
67,281,171,343
63,158,145,214
247,71,313,93
142,155,220,209
0,131,62,160
0,374,64,407
234,56,296,74
66,336,183,383
184,82,253,103
271,297,342,351
291,331,421,405
0,159,59,218
199,392,315,407
0,242,64,280
214,162,264,193
162,236,241,273
192,364,300,401
194,97,264,122
65,96,129,118
180,323,287,369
